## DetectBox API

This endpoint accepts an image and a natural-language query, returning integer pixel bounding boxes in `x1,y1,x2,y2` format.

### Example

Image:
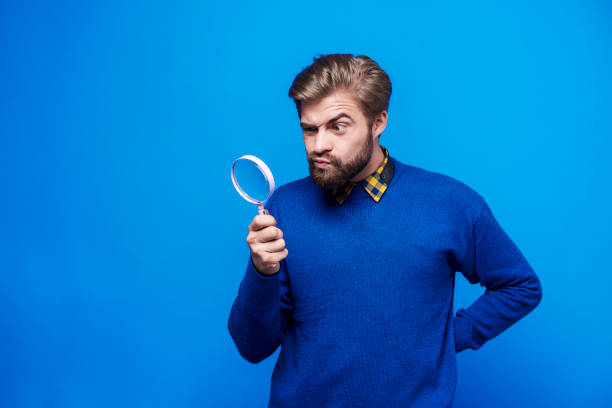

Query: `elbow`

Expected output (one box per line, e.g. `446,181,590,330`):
229,325,273,364
534,275,543,309
227,313,262,364
227,305,279,365
526,269,543,312
239,347,269,365
227,317,260,364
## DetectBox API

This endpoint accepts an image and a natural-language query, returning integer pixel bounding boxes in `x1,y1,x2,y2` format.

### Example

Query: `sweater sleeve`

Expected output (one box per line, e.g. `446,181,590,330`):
227,198,294,364
453,199,543,353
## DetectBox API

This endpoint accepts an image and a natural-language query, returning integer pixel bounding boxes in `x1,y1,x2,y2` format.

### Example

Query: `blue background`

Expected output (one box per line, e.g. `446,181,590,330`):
2,1,611,407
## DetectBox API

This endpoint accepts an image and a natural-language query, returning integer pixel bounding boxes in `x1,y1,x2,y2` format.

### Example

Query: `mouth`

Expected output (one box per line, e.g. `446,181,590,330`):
314,160,331,169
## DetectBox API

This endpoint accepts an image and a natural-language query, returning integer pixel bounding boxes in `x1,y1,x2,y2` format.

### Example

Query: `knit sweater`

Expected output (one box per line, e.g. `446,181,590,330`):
228,155,543,408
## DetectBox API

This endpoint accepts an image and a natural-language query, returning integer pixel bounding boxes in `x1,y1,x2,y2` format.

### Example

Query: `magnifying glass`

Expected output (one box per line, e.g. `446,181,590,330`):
231,154,275,215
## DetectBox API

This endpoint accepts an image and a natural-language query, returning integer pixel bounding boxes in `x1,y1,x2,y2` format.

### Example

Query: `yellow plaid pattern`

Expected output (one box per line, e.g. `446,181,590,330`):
330,145,394,205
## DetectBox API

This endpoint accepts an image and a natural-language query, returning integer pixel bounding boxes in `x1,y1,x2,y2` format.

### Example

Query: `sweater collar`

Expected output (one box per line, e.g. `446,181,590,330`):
329,145,395,205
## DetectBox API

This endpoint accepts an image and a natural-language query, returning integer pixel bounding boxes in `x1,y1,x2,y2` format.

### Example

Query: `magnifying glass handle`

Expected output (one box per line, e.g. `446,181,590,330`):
258,203,269,215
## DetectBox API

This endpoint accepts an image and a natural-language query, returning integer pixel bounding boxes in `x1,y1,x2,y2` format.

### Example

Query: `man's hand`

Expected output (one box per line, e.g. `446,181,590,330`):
246,214,289,276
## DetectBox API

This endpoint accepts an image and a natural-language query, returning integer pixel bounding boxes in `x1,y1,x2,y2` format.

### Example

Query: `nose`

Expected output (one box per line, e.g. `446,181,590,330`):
312,131,332,155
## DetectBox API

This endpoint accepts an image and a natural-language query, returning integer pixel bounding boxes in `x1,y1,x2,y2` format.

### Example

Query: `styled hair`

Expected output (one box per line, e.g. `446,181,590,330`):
288,53,392,129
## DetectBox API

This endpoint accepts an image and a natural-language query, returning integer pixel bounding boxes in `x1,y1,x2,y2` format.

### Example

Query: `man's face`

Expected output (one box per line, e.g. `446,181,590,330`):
300,90,375,190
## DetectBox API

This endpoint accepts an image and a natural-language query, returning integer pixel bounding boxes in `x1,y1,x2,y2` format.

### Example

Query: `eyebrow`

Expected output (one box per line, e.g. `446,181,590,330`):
300,113,354,129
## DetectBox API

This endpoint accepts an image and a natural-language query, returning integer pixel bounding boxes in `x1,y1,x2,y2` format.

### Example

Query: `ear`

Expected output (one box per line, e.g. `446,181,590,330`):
372,110,388,139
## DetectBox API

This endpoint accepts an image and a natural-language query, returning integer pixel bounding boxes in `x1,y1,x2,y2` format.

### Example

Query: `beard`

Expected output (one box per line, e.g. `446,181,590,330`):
307,128,374,190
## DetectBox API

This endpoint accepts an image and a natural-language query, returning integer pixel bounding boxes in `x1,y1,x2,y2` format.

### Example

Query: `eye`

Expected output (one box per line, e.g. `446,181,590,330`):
334,123,347,132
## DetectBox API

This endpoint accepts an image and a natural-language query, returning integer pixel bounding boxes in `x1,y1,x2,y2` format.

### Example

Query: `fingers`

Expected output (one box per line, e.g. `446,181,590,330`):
247,225,283,245
262,238,286,253
246,214,288,276
249,214,276,232
257,248,289,265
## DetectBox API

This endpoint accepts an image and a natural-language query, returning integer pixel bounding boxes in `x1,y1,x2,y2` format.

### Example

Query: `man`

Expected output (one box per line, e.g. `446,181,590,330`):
228,53,542,408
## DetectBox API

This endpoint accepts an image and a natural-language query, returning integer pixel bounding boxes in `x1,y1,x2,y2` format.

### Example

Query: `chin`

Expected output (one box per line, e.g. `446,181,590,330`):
311,174,344,190
309,162,345,188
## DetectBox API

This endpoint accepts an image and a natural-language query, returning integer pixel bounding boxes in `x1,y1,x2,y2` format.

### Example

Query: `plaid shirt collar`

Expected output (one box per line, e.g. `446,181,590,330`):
329,145,395,205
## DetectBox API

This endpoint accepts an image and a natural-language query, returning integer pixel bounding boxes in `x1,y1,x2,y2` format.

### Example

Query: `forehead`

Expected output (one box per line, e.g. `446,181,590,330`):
300,91,364,124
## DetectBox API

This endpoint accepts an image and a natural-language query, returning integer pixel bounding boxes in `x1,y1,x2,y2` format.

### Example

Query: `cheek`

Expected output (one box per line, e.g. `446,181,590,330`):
303,139,314,154
337,133,360,153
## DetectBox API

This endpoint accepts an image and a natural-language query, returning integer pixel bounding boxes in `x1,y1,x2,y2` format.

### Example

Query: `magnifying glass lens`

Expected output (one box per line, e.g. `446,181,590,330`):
233,159,270,203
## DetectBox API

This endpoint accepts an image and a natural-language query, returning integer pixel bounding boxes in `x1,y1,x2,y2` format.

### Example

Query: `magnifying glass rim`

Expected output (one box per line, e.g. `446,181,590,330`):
231,154,275,204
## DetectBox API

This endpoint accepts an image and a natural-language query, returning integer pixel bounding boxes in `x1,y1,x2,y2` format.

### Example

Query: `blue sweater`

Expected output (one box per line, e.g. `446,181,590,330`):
228,156,543,408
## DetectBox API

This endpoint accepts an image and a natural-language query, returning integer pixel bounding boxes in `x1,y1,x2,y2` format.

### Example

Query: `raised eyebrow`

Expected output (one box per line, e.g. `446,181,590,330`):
300,113,354,129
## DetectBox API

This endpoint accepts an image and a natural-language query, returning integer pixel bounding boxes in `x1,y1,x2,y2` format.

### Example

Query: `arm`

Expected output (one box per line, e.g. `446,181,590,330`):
453,199,543,353
227,201,294,364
